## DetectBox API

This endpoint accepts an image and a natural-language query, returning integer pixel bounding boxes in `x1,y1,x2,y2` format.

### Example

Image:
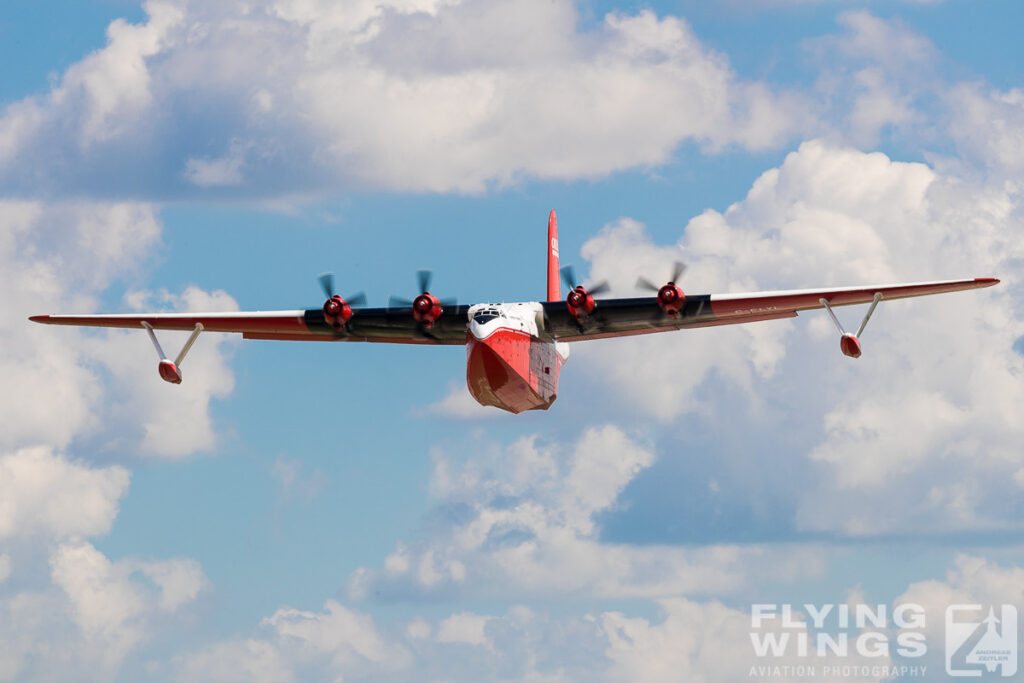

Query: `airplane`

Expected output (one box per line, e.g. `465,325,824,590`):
30,210,999,414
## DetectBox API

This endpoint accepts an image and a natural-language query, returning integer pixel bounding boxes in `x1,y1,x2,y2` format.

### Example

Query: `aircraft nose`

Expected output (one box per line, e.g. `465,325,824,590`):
469,319,491,340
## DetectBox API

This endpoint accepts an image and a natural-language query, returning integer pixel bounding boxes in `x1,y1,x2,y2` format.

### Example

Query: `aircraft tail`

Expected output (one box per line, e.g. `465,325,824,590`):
547,209,560,302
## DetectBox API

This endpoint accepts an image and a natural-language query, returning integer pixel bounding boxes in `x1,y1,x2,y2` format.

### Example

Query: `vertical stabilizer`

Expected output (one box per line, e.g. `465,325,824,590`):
547,209,560,302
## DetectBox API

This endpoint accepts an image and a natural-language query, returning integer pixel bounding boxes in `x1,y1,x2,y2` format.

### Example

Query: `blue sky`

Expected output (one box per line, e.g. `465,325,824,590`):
1,1,1022,681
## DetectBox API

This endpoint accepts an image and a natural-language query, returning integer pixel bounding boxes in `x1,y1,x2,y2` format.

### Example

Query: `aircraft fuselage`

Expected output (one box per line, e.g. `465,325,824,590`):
465,302,569,413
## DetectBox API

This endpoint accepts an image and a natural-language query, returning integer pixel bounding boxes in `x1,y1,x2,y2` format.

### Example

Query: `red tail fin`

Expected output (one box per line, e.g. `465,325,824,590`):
547,209,560,302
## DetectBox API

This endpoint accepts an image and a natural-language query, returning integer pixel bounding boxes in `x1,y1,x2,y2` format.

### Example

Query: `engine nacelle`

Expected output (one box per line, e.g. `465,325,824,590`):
566,286,596,321
323,295,353,329
657,283,685,316
413,292,443,327
158,359,183,384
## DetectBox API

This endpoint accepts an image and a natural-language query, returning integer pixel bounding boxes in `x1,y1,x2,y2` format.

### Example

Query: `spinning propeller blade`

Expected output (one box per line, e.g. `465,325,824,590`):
319,272,367,308
389,296,414,309
318,272,335,298
636,276,659,292
561,264,608,296
560,265,578,291
418,269,433,294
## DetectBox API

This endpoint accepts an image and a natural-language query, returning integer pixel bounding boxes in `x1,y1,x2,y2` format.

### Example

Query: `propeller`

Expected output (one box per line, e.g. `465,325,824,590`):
318,272,367,307
635,261,688,318
636,261,686,293
388,269,456,329
388,269,457,309
559,265,608,326
560,265,609,297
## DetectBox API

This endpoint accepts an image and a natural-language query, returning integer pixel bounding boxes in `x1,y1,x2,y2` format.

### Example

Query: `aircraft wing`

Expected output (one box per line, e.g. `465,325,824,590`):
29,306,472,345
542,277,999,342
28,278,999,346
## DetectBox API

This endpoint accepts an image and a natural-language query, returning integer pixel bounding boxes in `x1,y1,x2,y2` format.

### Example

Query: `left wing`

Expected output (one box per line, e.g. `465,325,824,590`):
542,277,999,342
29,306,472,345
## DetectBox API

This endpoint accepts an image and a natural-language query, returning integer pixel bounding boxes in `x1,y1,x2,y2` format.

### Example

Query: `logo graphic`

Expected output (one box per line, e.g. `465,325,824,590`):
946,605,1018,677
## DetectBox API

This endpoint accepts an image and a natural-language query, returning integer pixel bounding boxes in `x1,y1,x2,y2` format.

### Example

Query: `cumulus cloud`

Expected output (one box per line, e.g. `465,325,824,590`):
0,0,808,199
573,139,1022,540
0,201,238,458
0,448,129,540
172,576,939,682
0,198,223,678
601,597,894,683
944,83,1024,178
84,285,239,457
263,600,412,674
175,600,410,682
801,11,945,148
893,555,1024,677
420,381,499,418
50,542,151,670
172,639,294,683
0,201,159,450
347,426,825,601
0,534,207,680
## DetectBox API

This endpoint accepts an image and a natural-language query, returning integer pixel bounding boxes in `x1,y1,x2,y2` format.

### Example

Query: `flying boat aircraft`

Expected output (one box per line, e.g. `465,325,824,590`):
30,211,999,414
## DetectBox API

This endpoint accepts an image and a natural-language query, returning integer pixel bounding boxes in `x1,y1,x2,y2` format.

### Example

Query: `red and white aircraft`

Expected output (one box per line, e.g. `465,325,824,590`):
30,211,999,414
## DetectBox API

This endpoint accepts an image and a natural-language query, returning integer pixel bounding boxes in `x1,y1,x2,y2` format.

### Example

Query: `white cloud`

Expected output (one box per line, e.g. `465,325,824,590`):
80,285,239,458
349,427,826,601
61,2,185,143
436,612,492,648
0,200,238,459
184,153,245,187
893,555,1024,676
0,201,159,451
803,11,943,148
574,139,1022,537
421,381,499,418
601,597,889,683
0,539,208,681
0,198,222,677
0,447,129,540
944,83,1024,177
263,599,410,671
270,455,329,500
0,0,808,198
173,600,410,681
173,639,294,683
130,557,209,611
171,576,953,682
829,10,940,71
50,542,149,670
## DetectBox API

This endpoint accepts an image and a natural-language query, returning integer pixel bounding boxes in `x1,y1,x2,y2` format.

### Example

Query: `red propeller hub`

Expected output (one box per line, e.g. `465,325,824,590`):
566,286,596,320
412,293,443,326
657,283,685,316
322,295,353,329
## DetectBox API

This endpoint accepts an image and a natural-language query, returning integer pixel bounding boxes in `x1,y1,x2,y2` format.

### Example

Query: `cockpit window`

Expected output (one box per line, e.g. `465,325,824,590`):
473,307,502,324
